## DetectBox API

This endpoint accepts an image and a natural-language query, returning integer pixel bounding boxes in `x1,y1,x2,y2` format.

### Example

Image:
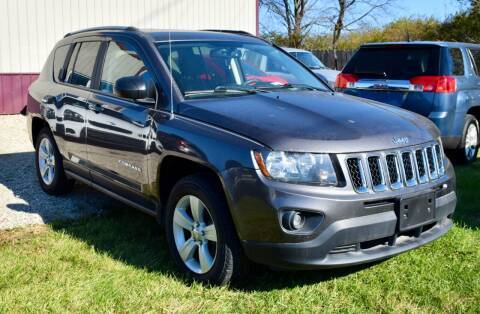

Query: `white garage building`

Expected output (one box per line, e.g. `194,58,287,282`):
0,0,259,114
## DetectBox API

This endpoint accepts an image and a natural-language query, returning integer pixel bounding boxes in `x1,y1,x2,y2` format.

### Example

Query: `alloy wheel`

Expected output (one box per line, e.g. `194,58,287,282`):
38,137,56,185
172,195,218,274
465,123,478,160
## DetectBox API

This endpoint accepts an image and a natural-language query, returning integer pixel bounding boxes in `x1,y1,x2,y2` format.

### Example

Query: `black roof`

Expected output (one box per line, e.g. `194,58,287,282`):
147,30,261,42
63,26,263,43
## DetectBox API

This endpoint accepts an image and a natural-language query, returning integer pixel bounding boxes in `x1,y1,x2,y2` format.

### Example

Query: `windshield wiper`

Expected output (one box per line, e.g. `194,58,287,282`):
259,83,325,91
213,86,258,94
184,86,258,98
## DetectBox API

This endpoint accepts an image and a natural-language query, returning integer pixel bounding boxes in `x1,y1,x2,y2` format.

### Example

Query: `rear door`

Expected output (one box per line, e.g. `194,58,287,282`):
48,40,102,178
337,45,444,117
86,37,157,209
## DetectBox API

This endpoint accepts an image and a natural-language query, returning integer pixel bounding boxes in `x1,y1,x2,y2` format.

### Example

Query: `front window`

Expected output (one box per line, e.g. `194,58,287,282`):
294,52,326,69
156,41,327,99
99,40,153,96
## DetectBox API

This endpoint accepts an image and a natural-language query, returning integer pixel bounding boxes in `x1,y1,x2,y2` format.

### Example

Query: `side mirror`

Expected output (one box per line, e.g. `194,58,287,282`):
114,76,156,103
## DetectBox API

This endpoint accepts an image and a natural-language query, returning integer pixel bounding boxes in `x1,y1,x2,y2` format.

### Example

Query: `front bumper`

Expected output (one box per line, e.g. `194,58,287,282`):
242,190,455,269
228,157,457,270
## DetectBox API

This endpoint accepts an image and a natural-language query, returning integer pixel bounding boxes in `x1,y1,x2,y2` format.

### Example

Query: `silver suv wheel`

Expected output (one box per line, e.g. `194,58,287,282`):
172,195,218,274
38,137,56,185
465,123,478,161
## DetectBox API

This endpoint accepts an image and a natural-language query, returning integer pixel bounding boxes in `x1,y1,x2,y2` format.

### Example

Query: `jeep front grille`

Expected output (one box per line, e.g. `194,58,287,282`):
367,156,386,191
345,142,445,193
346,158,367,193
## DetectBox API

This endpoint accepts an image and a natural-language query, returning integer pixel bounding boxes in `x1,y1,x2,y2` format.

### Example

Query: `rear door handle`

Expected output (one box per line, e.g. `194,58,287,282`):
88,103,104,113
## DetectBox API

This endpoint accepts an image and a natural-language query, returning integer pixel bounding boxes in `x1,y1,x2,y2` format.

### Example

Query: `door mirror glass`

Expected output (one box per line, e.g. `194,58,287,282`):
114,76,156,103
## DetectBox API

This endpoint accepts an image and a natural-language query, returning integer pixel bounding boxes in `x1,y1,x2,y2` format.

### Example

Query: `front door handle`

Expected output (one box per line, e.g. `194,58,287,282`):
88,103,104,113
41,95,56,104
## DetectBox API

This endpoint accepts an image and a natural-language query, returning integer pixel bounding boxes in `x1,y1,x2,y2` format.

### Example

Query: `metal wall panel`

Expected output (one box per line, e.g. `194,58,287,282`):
0,0,258,113
0,73,38,114
0,0,258,73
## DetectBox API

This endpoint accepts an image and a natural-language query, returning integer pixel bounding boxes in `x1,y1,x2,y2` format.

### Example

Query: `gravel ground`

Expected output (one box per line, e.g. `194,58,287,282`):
0,115,118,230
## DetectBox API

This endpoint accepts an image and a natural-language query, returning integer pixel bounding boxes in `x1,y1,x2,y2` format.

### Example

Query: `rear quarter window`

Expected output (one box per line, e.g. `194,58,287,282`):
448,48,465,76
468,49,480,75
53,44,70,82
343,46,441,80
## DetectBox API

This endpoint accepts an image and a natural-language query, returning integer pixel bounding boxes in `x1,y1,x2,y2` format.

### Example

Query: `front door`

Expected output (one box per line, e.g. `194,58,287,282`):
86,38,156,209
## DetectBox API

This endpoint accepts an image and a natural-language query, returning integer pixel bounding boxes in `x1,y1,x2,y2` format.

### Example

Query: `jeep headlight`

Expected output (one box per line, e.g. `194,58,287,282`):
253,151,338,186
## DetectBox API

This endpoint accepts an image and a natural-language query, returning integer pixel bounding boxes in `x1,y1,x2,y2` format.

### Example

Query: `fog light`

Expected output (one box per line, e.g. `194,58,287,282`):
283,211,305,230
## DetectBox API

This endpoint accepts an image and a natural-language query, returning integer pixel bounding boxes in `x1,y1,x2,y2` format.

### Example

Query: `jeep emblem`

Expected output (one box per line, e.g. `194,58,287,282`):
392,136,409,145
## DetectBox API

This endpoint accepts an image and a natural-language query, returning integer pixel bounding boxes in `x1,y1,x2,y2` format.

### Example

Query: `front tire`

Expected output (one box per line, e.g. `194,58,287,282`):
164,174,246,285
456,114,479,164
35,128,74,195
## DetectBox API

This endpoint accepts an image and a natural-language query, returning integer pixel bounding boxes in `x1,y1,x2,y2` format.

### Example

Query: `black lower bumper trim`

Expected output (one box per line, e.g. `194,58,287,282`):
242,191,456,270
243,218,452,270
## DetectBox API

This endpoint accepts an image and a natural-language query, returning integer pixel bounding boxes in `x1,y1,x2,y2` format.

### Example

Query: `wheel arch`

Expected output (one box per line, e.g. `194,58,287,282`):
31,116,50,146
466,106,480,124
156,154,236,227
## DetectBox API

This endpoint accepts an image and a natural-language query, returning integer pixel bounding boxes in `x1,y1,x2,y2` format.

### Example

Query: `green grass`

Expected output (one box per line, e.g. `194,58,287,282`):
1,165,479,313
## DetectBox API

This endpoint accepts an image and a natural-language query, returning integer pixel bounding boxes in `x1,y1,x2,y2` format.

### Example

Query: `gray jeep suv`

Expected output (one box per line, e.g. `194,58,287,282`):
26,27,457,285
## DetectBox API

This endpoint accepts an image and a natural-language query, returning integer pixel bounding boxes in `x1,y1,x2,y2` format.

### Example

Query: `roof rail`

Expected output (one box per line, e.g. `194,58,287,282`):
201,29,255,37
64,26,139,38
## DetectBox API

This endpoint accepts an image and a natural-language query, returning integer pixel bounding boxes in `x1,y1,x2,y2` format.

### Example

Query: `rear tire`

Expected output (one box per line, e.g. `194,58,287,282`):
35,128,74,195
455,114,479,164
164,174,247,285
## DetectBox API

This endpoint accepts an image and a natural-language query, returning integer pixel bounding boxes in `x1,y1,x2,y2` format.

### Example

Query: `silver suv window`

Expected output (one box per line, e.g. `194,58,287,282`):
468,49,480,76
449,48,465,76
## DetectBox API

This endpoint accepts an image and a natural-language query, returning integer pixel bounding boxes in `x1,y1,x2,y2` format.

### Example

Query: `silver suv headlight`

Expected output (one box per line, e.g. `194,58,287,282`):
253,151,338,186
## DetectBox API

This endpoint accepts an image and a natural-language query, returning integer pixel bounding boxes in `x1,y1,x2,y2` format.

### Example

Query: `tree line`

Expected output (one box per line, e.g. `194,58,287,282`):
261,0,480,69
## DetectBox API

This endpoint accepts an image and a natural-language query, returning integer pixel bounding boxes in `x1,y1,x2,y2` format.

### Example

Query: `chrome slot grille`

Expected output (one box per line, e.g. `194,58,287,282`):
385,154,402,189
346,158,367,193
414,149,428,184
345,142,445,193
367,156,386,191
401,151,417,186
425,146,438,179
434,144,445,175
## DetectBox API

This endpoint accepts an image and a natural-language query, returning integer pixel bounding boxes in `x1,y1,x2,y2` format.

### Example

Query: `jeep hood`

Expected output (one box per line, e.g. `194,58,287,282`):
178,91,439,153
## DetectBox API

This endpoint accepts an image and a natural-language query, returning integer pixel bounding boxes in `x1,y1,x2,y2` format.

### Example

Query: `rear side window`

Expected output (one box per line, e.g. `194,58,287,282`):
449,48,465,76
53,44,70,82
468,49,480,75
67,41,101,88
99,40,150,95
344,46,440,80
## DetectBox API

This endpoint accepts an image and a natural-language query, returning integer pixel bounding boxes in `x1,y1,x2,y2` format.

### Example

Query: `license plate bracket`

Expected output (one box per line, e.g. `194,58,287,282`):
398,192,435,231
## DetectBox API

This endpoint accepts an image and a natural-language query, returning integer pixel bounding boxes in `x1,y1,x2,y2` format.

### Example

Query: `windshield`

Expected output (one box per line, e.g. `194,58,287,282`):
294,52,326,69
156,41,328,99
